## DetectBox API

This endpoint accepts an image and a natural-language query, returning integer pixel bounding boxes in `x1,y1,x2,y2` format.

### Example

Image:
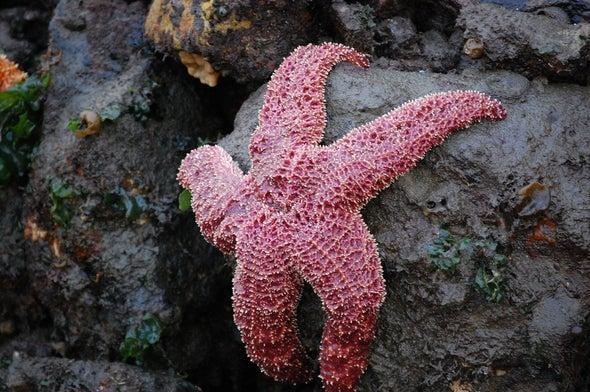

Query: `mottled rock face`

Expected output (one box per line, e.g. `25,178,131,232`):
144,0,318,84
6,355,199,391
457,2,590,83
21,0,229,371
220,66,590,391
0,5,52,71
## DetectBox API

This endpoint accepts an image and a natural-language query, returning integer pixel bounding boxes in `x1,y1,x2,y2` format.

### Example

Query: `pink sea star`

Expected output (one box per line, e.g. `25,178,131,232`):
178,43,506,391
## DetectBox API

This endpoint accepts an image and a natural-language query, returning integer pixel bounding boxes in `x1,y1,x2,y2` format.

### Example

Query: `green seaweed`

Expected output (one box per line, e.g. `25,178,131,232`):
0,75,50,185
66,117,81,133
178,189,191,212
473,240,508,302
104,187,148,221
426,228,509,302
426,228,471,271
49,179,78,227
99,103,123,122
119,314,162,365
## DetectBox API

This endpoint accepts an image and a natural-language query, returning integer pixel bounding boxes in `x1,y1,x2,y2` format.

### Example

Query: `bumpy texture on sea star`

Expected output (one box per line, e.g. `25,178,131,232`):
0,55,26,92
178,43,506,391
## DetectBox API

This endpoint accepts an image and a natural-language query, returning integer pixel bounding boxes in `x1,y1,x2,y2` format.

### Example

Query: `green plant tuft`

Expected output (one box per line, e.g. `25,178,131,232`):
119,314,162,365
426,228,509,302
99,103,123,122
66,117,81,132
0,75,50,185
178,189,191,212
472,239,508,302
426,228,471,271
104,187,148,221
49,179,77,227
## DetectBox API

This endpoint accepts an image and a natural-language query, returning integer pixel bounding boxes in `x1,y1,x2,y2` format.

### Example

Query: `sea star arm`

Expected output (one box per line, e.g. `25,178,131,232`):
232,222,313,383
177,145,244,252
249,43,368,169
293,214,386,392
317,91,507,210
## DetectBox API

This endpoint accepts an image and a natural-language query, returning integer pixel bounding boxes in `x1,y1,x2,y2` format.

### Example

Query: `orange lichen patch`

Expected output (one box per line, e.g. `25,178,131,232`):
145,0,180,49
179,51,220,87
529,217,557,245
516,181,550,216
0,54,27,91
179,0,196,39
74,110,101,138
24,218,48,242
145,0,198,51
199,0,251,45
211,14,251,35
450,380,473,392
144,0,247,83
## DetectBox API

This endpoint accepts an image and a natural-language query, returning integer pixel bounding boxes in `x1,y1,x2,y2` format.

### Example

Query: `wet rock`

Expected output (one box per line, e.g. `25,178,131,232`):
0,186,25,299
330,1,377,54
0,185,44,336
377,0,464,33
531,5,571,23
0,330,57,388
374,6,461,72
457,2,590,83
375,21,459,72
420,29,459,71
220,64,590,390
145,0,318,84
23,0,233,378
529,287,583,359
0,6,52,71
523,0,590,24
5,354,199,391
375,16,420,58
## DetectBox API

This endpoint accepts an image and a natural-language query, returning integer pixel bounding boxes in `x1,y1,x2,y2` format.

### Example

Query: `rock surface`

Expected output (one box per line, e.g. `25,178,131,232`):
6,354,199,391
219,64,590,391
145,0,318,84
15,1,242,389
457,2,590,83
0,4,52,71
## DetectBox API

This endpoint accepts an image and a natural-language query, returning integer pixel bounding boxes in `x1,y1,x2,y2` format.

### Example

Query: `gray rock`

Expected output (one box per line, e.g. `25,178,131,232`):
219,63,590,390
457,2,590,83
22,0,231,374
0,186,25,308
0,6,51,71
330,1,377,54
6,354,199,391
